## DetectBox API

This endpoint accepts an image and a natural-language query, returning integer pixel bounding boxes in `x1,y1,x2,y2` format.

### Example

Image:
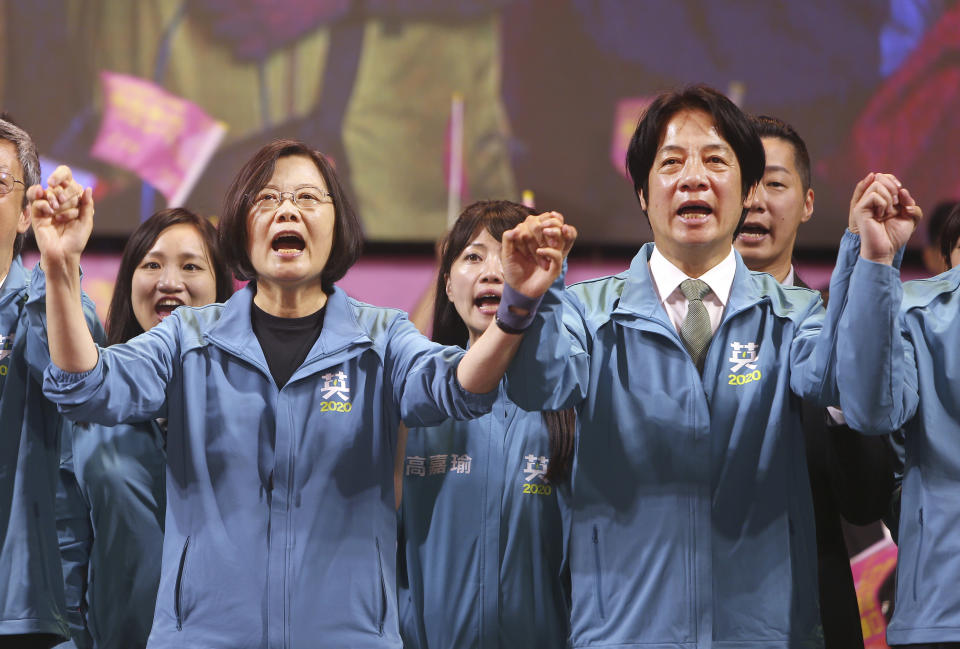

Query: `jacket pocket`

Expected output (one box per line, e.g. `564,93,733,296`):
592,525,606,620
912,507,924,602
375,537,387,636
174,536,190,630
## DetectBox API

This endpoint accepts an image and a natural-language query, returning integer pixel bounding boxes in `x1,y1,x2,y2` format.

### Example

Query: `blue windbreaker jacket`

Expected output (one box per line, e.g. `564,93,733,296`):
842,265,960,645
398,385,569,649
505,232,901,649
0,259,101,639
59,418,166,649
42,284,496,649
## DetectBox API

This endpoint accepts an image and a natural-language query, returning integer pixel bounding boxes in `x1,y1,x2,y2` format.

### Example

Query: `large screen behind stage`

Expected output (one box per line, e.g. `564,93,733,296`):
3,0,959,248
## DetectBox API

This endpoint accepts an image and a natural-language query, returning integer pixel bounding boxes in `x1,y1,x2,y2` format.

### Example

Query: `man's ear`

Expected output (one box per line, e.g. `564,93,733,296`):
801,188,815,224
638,190,647,212
17,206,30,234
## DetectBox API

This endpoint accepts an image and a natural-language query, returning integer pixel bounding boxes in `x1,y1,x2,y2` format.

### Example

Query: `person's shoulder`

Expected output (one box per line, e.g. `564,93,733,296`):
343,293,408,337
902,267,960,313
568,270,629,312
744,269,821,319
161,302,226,350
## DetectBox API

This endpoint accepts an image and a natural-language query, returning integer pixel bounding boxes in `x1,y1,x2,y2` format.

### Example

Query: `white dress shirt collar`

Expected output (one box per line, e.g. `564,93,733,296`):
648,246,737,335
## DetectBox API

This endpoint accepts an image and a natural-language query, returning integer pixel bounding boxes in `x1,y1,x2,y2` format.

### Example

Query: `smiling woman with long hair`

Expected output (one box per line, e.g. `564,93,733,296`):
398,200,574,649
29,141,574,649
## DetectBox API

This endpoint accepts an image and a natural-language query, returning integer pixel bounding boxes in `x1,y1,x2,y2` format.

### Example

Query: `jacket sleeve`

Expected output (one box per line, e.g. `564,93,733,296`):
504,277,590,412
24,264,106,381
833,233,919,434
384,314,498,427
42,314,181,425
790,229,919,434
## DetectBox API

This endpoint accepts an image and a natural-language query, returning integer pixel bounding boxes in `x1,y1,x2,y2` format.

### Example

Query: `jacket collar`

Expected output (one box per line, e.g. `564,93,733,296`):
0,256,26,293
204,283,373,379
0,256,28,307
613,243,765,330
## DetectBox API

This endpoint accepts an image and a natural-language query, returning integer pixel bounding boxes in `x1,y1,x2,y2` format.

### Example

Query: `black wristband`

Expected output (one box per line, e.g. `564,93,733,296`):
495,314,527,335
494,284,543,334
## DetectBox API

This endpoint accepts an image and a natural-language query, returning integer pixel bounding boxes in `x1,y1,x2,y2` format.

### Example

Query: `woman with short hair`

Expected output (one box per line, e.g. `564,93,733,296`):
29,140,574,649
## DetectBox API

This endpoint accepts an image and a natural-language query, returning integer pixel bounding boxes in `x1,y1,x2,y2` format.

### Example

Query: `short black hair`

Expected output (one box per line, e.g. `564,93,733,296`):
928,201,958,250
751,115,812,192
940,203,960,269
106,208,233,345
625,85,765,234
218,139,363,290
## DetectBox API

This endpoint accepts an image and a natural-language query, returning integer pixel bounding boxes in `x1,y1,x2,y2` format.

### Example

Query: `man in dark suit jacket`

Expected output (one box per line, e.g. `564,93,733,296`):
735,114,900,649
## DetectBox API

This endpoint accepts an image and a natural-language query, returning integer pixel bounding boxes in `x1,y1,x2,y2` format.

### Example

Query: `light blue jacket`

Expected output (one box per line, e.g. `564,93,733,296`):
398,385,569,649
42,284,496,649
59,418,166,649
844,265,960,645
506,232,899,649
0,259,101,639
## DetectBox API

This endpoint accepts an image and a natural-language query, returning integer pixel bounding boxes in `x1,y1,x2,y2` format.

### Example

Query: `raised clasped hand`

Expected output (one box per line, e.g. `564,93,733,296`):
501,211,578,298
27,165,94,269
848,172,922,265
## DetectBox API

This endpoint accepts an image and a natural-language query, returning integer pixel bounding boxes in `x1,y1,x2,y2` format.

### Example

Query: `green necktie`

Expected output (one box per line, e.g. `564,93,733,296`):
679,278,712,372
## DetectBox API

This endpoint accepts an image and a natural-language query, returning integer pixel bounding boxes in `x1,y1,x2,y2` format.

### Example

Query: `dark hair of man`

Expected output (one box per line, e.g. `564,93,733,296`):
0,114,41,258
751,115,812,192
218,139,363,289
928,200,959,251
939,202,960,269
625,85,765,236
106,208,233,345
431,199,575,482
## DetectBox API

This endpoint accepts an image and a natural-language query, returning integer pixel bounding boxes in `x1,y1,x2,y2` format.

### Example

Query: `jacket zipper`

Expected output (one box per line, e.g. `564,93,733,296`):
592,525,606,620
913,507,924,601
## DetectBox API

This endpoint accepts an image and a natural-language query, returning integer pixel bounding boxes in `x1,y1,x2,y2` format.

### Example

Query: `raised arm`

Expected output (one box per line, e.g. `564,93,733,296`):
27,165,99,373
836,172,921,433
454,211,576,393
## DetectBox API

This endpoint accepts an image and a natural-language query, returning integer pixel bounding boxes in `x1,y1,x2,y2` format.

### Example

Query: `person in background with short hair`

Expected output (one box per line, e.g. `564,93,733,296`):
398,200,572,649
920,201,958,276
30,138,575,649
57,208,233,649
0,116,102,649
736,114,900,649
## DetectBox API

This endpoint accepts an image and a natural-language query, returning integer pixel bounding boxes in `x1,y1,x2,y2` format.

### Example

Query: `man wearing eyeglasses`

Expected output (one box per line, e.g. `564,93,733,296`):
0,116,102,648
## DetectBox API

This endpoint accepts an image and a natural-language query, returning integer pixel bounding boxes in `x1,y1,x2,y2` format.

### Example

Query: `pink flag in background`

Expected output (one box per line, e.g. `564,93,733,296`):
610,97,652,178
90,72,227,205
850,538,898,649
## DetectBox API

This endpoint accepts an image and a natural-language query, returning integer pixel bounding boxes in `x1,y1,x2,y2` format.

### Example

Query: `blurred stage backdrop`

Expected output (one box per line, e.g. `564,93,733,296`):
4,0,958,314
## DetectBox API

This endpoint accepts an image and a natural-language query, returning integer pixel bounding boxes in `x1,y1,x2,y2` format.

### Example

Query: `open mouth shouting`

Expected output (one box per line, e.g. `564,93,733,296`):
474,290,502,316
155,297,184,320
676,200,714,224
271,231,306,257
737,222,771,243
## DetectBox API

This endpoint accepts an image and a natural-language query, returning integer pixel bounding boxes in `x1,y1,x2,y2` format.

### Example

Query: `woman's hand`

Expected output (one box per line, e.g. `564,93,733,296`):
501,211,577,298
28,165,93,271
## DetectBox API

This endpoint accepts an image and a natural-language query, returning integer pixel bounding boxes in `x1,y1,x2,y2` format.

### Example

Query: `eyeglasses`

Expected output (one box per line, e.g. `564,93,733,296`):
0,171,25,196
251,187,333,213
